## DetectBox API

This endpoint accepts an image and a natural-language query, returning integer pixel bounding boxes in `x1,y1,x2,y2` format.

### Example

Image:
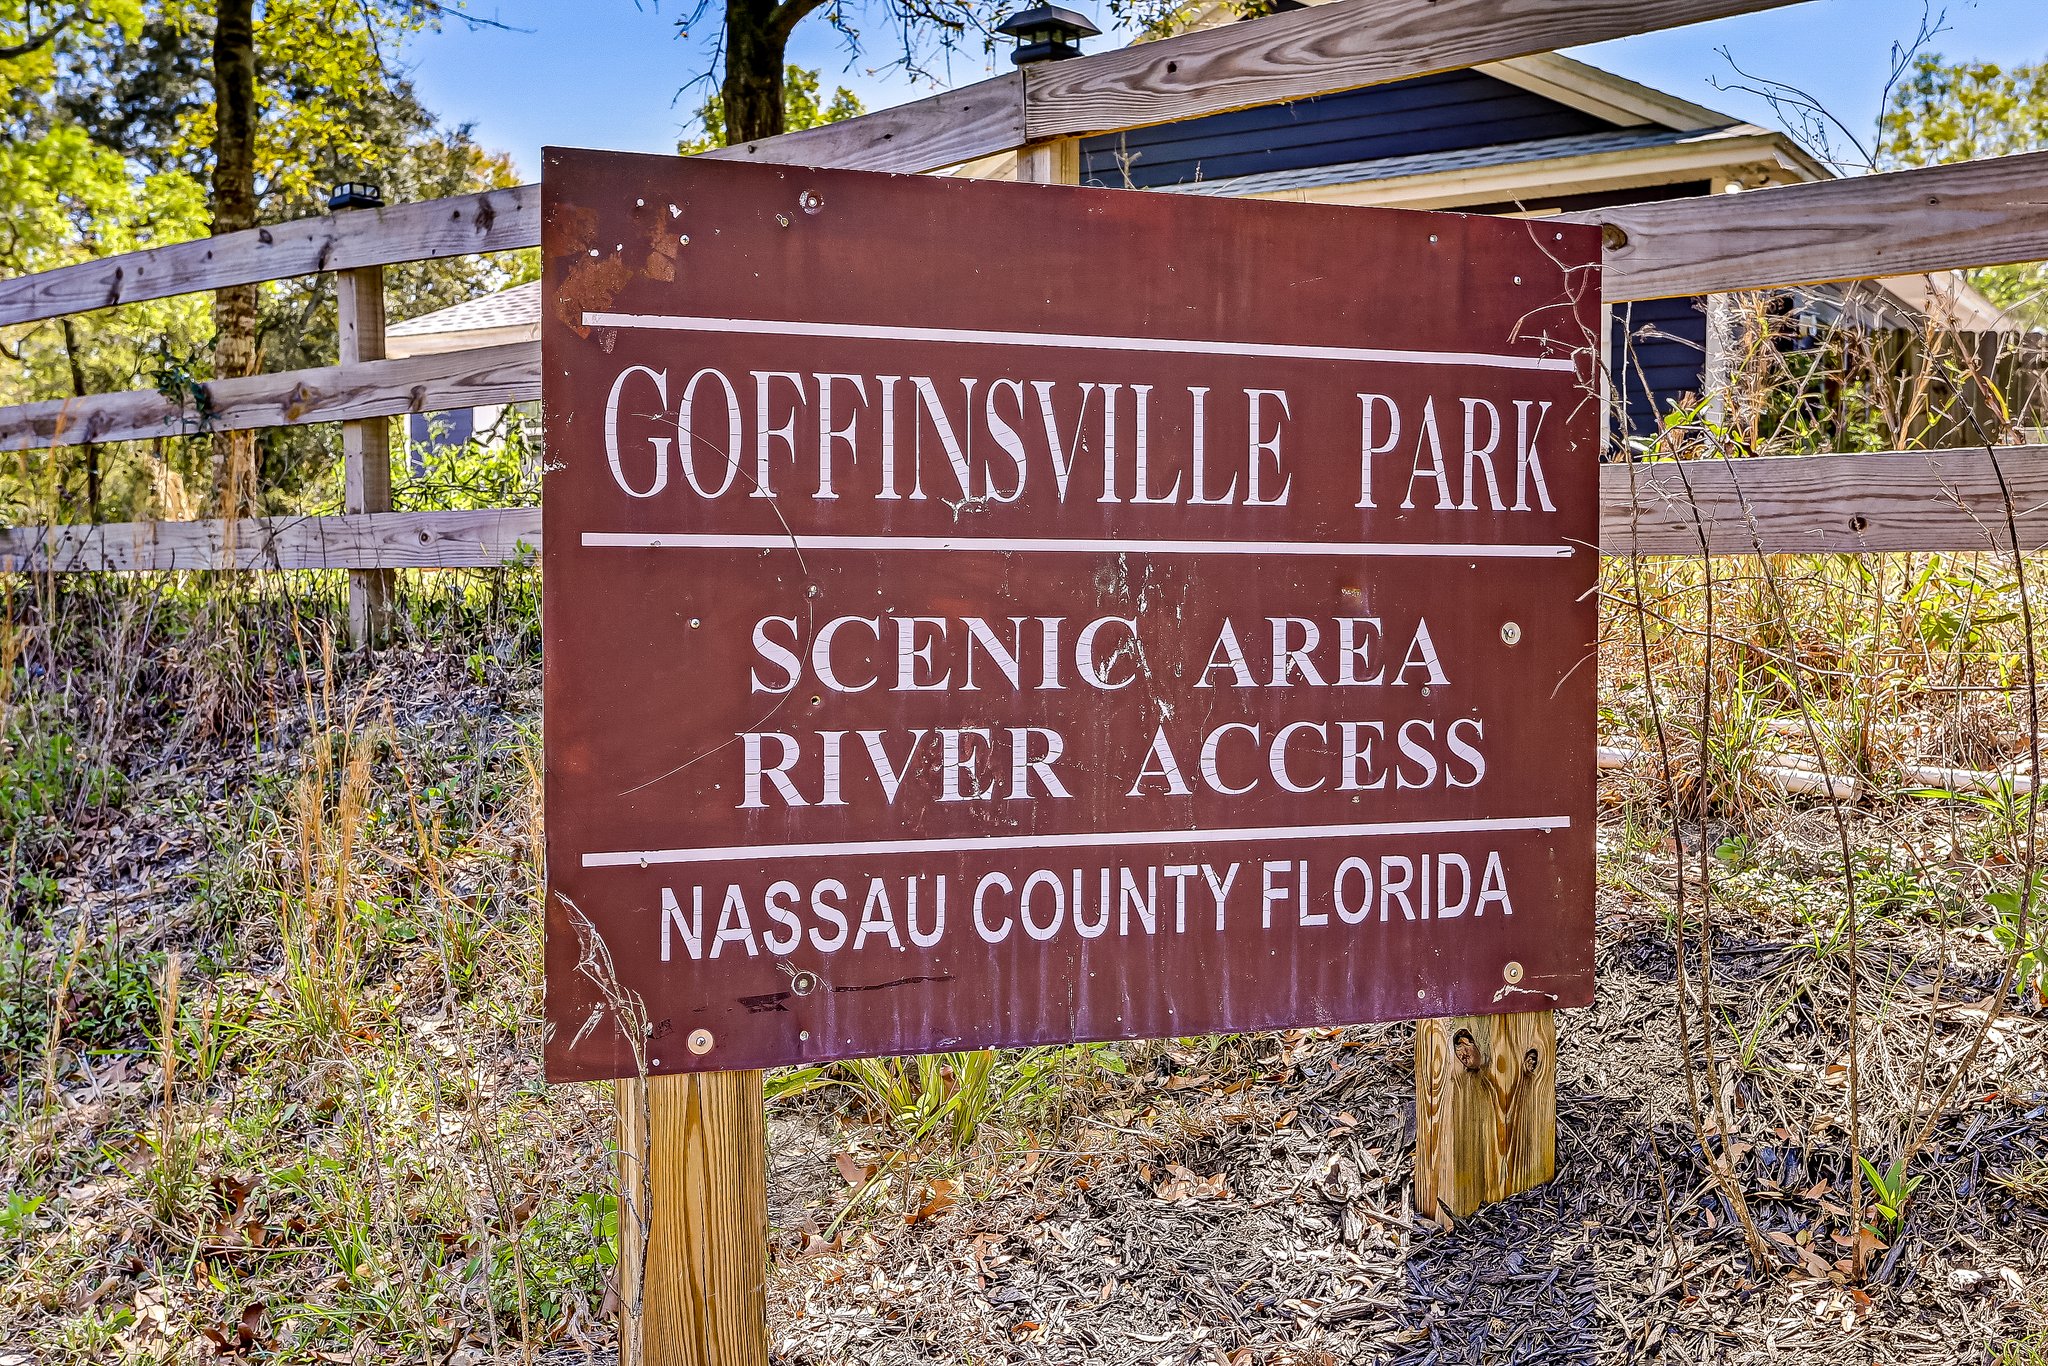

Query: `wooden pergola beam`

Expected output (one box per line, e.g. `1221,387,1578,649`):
0,0,1813,328
1020,0,1805,141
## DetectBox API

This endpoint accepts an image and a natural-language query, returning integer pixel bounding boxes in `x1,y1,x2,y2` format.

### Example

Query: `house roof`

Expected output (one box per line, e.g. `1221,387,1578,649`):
1158,124,1759,198
387,279,541,358
1477,53,1731,133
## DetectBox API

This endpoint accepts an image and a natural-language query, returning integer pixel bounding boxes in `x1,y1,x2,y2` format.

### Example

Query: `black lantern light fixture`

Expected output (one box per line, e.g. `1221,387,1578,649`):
995,4,1099,64
328,181,384,211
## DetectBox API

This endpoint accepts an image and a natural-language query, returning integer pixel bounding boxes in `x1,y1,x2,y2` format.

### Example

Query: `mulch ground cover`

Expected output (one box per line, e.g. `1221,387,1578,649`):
765,915,2048,1365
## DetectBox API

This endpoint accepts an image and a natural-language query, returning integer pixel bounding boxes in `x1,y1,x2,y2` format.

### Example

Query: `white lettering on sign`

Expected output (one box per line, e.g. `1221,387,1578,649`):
599,364,1570,518
572,306,1585,985
734,612,1493,811
651,850,1518,962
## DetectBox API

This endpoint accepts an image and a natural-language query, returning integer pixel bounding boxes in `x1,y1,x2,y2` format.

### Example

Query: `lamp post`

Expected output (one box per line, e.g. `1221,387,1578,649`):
994,4,1100,64
328,181,383,212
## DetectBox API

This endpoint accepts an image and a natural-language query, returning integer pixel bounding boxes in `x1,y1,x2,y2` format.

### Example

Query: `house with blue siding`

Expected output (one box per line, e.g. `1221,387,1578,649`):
389,44,2013,447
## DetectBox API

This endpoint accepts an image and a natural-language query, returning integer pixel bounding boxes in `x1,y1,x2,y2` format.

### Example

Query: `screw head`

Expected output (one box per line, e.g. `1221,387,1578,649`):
687,1028,714,1055
799,189,823,215
1503,961,1525,985
1501,621,1522,646
790,970,820,996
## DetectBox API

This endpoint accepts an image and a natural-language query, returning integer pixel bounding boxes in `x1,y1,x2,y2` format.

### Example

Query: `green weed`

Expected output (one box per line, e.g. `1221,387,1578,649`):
1986,873,2048,1006
1997,1322,2048,1366
0,720,125,854
0,916,163,1068
1858,1153,1925,1244
772,1043,1127,1155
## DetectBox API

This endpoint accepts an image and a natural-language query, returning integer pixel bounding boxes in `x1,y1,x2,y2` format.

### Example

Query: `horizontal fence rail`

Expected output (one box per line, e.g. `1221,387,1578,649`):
1571,149,2048,301
0,343,537,451
3,448,2046,571
0,187,538,329
0,509,540,572
1601,447,2048,556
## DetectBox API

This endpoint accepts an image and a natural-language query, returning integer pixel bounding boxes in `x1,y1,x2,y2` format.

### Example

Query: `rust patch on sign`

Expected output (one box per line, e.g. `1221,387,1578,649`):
643,214,679,283
541,150,1602,1082
544,202,633,338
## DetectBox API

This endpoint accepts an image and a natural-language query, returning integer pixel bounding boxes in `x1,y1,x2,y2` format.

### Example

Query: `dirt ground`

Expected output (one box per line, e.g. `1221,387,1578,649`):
761,903,2048,1365
3,619,2047,1365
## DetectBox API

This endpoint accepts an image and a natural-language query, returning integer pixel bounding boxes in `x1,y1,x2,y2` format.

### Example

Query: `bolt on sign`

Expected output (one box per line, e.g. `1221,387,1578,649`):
540,149,1601,1081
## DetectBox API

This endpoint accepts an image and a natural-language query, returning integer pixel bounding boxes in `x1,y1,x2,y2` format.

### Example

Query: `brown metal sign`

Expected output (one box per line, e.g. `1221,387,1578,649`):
540,149,1600,1082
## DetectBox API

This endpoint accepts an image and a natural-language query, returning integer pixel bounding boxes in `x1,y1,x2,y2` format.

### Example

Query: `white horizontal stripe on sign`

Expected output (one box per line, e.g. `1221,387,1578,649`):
581,311,1579,375
581,532,1573,559
582,814,1572,869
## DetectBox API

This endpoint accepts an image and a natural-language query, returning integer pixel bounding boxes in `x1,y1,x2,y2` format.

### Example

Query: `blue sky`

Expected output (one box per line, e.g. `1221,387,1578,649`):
400,0,2048,179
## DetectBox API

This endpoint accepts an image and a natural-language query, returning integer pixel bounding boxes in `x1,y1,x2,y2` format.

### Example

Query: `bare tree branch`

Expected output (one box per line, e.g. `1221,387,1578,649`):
0,10,74,61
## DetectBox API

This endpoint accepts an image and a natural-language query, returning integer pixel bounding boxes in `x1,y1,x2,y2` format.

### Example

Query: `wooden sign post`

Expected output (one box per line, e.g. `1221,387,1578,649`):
539,151,1600,1359
615,1072,768,1366
1415,1009,1557,1223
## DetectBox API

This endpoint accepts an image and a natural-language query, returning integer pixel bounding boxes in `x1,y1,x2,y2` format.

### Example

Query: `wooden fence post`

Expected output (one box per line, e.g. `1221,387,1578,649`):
1014,137,1078,186
335,258,393,648
616,1069,770,1366
1414,1010,1557,1224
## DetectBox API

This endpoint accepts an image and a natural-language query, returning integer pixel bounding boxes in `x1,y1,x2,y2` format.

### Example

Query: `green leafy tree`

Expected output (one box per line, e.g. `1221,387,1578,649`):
0,2,529,523
680,63,865,153
0,1,142,67
1110,0,1284,42
1,1,204,521
1881,54,2048,323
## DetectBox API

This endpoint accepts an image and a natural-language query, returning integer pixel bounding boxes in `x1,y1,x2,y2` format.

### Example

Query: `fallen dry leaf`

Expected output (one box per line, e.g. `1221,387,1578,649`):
907,1179,958,1225
1154,1163,1232,1204
800,1230,845,1256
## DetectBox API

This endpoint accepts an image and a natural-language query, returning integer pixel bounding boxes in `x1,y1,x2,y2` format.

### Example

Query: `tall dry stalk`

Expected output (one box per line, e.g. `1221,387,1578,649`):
1612,261,2048,1278
1618,472,1774,1265
33,918,90,1160
277,629,383,1037
1898,370,2045,1168
148,953,198,1224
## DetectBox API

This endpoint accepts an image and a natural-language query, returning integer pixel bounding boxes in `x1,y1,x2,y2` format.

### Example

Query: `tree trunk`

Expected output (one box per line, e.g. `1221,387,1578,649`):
720,0,790,144
210,0,260,517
